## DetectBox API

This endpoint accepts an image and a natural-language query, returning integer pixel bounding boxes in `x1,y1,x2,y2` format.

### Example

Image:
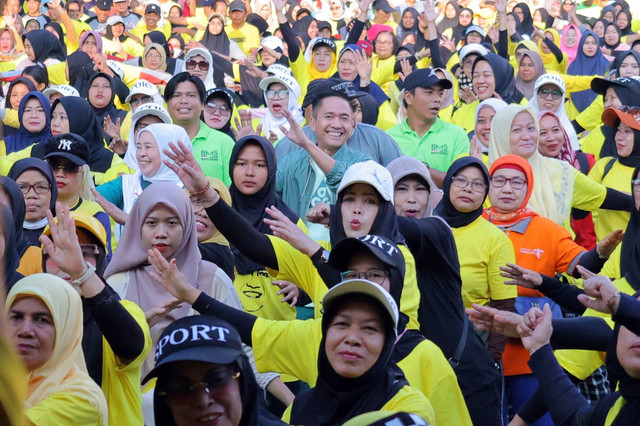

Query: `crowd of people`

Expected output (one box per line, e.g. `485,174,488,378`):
0,0,640,424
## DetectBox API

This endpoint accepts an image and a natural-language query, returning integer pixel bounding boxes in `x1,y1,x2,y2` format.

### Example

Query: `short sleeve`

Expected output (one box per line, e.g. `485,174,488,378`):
25,392,104,426
553,225,587,274
488,230,518,301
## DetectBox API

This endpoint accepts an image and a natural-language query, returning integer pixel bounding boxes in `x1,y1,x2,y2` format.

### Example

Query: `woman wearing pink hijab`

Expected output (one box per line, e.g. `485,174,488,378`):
561,24,581,65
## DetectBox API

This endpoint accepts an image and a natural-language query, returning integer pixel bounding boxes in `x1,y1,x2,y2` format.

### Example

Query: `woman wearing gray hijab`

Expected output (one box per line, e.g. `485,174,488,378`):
387,156,440,218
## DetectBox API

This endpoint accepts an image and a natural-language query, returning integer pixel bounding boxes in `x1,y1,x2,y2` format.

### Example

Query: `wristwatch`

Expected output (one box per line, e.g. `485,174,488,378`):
311,248,330,267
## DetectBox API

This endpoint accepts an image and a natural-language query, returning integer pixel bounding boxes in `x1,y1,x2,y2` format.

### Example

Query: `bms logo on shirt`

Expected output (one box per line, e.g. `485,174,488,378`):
520,247,545,260
430,144,449,156
200,150,220,161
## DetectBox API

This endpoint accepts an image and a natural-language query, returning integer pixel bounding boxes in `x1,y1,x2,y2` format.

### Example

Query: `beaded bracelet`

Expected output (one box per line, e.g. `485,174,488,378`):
189,181,211,197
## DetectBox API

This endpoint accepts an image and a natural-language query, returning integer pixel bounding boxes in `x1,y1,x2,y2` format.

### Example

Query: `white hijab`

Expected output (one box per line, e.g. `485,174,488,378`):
123,103,172,170
133,123,193,185
183,47,215,90
254,72,304,140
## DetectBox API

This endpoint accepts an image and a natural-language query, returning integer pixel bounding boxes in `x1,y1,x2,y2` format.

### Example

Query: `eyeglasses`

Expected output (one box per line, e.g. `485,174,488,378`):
451,176,487,192
619,105,640,127
157,368,241,403
340,268,389,285
265,89,289,100
490,176,527,190
130,96,153,107
537,88,563,100
375,40,393,46
46,158,81,174
185,60,210,71
18,183,51,194
633,178,640,190
205,102,231,114
145,53,162,60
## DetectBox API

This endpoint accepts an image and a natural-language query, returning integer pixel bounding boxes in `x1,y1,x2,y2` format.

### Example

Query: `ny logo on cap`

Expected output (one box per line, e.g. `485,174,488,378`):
58,139,73,151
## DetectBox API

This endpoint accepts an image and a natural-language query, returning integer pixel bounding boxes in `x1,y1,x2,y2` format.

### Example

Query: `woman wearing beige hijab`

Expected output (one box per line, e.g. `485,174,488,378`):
7,274,108,425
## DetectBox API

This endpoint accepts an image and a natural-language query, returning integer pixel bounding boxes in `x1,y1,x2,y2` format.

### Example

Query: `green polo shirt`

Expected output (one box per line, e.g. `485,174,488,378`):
386,118,470,172
192,121,235,186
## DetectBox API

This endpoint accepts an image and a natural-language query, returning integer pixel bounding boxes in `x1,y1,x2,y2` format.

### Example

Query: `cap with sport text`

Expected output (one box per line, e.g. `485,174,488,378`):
329,234,406,279
125,79,160,103
42,84,80,99
591,76,640,97
403,68,453,92
142,315,245,384
44,133,90,166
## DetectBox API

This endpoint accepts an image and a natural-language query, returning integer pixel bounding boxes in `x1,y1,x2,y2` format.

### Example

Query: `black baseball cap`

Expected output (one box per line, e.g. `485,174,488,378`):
373,0,395,12
404,68,453,92
228,0,246,12
142,316,245,384
309,36,337,53
591,76,640,96
329,235,406,278
43,133,90,166
206,87,235,106
145,3,161,14
95,0,111,10
302,78,365,110
317,20,331,32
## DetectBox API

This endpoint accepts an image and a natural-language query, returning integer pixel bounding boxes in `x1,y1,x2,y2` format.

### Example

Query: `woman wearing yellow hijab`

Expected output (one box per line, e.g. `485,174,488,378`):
7,274,108,426
537,28,568,73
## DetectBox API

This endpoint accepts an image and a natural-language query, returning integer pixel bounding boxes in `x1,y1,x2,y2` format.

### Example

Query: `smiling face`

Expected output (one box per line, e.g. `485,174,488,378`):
265,82,289,119
619,54,640,77
0,30,13,53
536,83,563,112
50,102,69,135
10,83,30,110
164,361,243,426
340,183,380,238
192,197,217,242
472,60,496,101
88,76,112,109
17,169,52,222
593,20,605,37
564,27,577,47
22,97,46,133
337,50,358,81
374,32,394,59
232,143,269,196
168,81,203,125
615,122,636,157
325,298,386,378
475,105,496,147
538,114,565,158
10,296,56,372
394,176,429,218
312,45,333,72
136,131,162,177
489,168,528,213
509,111,538,159
141,204,184,259
186,54,209,81
310,96,355,154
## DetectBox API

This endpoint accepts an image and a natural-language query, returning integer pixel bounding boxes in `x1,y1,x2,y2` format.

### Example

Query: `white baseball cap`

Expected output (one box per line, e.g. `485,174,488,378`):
125,79,160,103
258,36,283,53
459,43,489,63
131,103,172,125
107,15,125,26
323,279,399,333
337,160,395,204
42,85,80,99
106,60,125,81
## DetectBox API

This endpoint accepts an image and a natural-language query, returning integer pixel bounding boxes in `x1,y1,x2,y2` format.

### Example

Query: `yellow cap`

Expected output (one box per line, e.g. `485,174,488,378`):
42,211,107,250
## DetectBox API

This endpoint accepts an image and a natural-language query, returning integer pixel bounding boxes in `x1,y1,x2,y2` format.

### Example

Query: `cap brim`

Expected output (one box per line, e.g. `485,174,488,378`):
329,238,396,271
142,346,241,384
323,279,398,331
336,177,393,203
591,77,618,95
312,40,336,52
42,87,61,97
376,5,395,12
125,90,155,103
206,89,234,106
602,108,640,131
43,152,86,166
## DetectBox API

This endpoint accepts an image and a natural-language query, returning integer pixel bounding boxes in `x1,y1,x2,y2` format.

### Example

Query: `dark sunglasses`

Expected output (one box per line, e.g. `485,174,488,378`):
537,88,563,100
185,60,210,71
46,158,81,173
156,368,240,402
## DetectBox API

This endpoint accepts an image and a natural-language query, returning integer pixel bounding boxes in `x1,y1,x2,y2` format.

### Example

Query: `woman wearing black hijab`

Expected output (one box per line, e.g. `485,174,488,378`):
66,50,97,98
44,22,67,56
202,88,236,141
86,72,128,127
0,203,24,290
513,2,535,38
354,93,379,125
453,7,474,45
200,13,231,56
0,176,41,276
22,29,66,65
437,1,460,34
3,77,37,137
472,53,524,105
7,158,57,246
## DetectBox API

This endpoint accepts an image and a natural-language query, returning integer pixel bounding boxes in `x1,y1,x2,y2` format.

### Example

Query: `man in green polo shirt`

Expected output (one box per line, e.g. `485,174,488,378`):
387,68,469,187
165,72,235,186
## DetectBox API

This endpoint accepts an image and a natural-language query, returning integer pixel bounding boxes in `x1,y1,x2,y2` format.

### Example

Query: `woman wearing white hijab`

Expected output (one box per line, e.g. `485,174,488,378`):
182,47,215,90
7,274,108,425
528,73,580,151
489,105,631,227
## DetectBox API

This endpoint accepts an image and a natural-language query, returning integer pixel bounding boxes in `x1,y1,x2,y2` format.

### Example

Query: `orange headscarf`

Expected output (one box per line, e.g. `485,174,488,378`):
483,154,538,226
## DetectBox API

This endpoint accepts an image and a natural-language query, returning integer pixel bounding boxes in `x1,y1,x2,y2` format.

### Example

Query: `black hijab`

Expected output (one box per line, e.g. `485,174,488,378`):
358,93,379,125
616,10,633,36
437,1,460,33
23,29,66,63
44,22,67,56
600,78,640,160
604,22,622,50
8,158,58,246
434,156,489,228
229,136,299,275
0,177,34,258
453,7,473,44
0,203,24,291
32,97,114,173
67,50,97,99
87,72,128,126
620,164,640,292
246,13,269,37
200,15,230,56
515,2,534,37
293,15,316,40
289,292,407,425
595,18,609,45
4,78,38,138
398,7,419,40
472,53,524,104
205,88,235,140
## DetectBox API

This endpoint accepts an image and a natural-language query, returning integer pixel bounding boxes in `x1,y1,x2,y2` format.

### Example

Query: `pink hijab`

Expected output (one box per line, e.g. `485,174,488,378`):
561,24,581,65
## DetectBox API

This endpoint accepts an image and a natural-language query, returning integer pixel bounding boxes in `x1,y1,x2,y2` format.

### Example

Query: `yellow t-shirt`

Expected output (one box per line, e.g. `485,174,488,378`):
600,243,621,279
450,100,478,134
224,23,260,55
575,95,604,132
25,392,104,425
100,300,151,426
571,167,608,212
130,20,171,43
579,125,605,161
268,235,420,330
252,318,441,425
587,158,632,242
452,216,517,307
17,245,43,277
